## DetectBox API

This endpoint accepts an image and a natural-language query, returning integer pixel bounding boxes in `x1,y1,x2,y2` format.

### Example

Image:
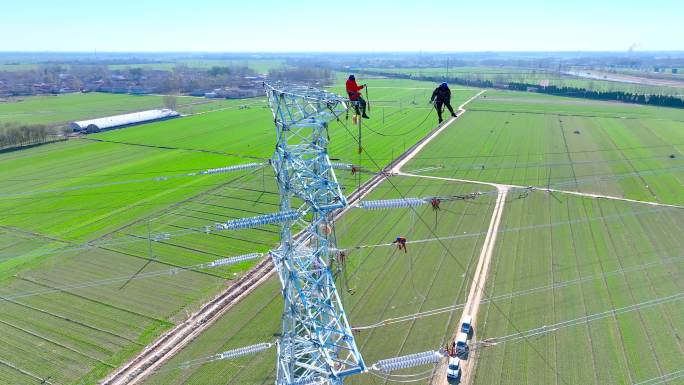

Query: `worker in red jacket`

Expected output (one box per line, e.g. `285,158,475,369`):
346,75,369,119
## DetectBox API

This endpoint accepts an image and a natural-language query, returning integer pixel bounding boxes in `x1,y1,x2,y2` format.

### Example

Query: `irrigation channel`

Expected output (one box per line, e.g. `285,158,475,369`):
100,91,485,385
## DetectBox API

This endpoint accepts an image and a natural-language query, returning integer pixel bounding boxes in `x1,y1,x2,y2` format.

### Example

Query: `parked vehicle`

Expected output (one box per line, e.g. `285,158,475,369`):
456,332,469,359
461,314,473,335
446,357,461,379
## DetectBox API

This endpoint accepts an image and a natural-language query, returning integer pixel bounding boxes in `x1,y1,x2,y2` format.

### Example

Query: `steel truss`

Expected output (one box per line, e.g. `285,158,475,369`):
265,83,365,385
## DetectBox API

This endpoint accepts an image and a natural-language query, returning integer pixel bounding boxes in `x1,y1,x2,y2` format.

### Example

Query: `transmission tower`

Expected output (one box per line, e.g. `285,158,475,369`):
265,83,366,385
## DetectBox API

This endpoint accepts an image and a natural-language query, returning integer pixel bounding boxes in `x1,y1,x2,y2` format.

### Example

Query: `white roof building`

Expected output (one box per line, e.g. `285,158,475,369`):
70,109,180,132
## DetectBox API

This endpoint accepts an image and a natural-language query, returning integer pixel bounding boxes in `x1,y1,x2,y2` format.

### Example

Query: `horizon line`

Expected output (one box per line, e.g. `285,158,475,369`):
1,50,684,55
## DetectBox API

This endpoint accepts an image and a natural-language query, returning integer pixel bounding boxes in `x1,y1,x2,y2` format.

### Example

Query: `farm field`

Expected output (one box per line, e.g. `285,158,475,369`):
584,67,684,81
2,4,682,384
142,176,497,385
363,67,684,96
1,73,681,385
0,78,476,243
0,93,167,126
0,77,480,384
0,92,243,127
365,66,552,81
142,87,684,385
564,69,684,90
406,90,684,205
471,191,684,385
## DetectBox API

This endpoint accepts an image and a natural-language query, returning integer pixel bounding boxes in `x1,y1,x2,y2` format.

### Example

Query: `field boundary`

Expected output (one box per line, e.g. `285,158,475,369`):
0,137,67,153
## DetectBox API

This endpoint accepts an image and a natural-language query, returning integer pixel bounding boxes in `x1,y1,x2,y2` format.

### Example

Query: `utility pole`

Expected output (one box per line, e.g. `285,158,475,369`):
265,83,365,385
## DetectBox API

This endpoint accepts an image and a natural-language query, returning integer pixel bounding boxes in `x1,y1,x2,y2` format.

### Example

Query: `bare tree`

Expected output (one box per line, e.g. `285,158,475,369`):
0,122,54,149
60,125,72,137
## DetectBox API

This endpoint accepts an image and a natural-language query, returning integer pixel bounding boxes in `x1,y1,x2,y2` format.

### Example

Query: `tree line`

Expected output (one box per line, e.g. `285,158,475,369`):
0,122,65,150
505,83,684,108
355,69,684,109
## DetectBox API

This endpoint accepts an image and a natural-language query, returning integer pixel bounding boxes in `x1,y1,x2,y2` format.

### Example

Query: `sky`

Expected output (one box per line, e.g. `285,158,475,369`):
2,0,683,52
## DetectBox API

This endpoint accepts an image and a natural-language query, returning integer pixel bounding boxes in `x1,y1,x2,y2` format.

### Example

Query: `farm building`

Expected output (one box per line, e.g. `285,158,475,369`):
70,109,180,132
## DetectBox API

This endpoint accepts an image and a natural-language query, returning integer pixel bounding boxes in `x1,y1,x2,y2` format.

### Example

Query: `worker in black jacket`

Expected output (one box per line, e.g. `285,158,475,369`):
429,82,457,124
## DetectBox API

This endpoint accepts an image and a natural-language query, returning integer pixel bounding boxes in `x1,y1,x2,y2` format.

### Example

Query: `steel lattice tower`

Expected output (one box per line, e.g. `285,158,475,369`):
265,83,365,385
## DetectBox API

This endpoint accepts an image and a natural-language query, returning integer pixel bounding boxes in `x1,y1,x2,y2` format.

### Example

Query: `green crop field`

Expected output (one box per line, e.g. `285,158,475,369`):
1,74,682,385
365,66,542,79
610,67,684,79
0,92,241,127
139,85,683,385
409,90,684,205
142,176,497,385
408,92,682,385
363,66,684,96
0,93,165,126
0,77,480,384
471,192,684,385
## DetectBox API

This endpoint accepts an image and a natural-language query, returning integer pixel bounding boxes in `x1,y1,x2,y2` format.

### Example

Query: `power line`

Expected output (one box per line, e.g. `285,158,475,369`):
352,251,684,331
80,137,269,161
403,155,684,174
10,185,672,378
328,110,572,385
0,185,675,282
0,162,266,198
332,161,684,200
353,142,684,161
360,107,434,137
1,253,263,301
0,162,274,223
339,205,675,253
400,165,684,205
475,289,684,348
0,167,275,262
632,367,684,385
0,166,225,183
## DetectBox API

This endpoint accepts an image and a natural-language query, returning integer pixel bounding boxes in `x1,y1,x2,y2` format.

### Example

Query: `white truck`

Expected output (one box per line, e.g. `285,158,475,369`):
446,357,461,379
460,314,473,335
455,332,469,359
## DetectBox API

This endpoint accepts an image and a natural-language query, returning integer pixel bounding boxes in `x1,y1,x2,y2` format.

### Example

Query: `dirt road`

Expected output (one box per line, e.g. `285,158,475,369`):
423,183,508,385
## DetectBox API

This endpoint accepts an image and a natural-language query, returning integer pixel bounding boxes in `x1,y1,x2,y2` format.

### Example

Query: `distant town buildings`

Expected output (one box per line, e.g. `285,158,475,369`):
0,65,268,99
204,85,262,99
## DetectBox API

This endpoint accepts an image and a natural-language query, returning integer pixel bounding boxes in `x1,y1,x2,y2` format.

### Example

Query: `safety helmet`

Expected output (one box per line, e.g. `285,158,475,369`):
349,75,356,80
440,82,448,88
